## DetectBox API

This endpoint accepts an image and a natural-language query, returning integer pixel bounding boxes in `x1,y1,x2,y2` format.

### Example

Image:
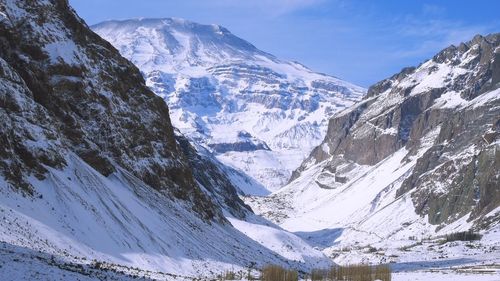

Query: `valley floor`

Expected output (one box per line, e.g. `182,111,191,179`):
1,238,498,281
393,269,500,281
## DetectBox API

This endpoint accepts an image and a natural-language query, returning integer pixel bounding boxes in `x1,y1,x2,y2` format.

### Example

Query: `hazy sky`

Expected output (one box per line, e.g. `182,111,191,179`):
69,0,500,87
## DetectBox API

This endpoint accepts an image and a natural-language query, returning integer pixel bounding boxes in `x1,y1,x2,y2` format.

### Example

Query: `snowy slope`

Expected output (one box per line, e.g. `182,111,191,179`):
0,0,332,278
247,128,441,236
0,154,330,278
93,19,365,192
247,34,500,268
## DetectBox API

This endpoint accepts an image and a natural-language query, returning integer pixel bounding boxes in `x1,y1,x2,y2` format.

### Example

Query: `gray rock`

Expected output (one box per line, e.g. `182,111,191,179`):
292,32,500,229
0,0,233,222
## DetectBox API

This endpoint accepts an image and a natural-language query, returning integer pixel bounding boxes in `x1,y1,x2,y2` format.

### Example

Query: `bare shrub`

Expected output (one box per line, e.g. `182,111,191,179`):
261,264,298,281
310,264,391,281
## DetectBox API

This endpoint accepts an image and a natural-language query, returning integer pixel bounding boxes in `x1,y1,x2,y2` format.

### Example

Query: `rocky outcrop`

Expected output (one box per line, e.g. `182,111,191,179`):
208,141,271,153
0,0,222,221
291,33,500,228
176,133,252,218
208,131,271,153
400,98,500,226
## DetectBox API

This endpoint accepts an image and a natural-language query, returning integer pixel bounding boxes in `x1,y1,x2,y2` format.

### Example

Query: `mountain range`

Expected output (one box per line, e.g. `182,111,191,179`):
0,0,499,280
248,33,500,265
0,0,330,278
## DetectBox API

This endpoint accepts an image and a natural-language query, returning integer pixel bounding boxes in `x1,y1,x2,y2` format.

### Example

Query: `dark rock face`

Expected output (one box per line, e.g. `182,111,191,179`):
292,33,500,227
207,130,271,153
400,100,500,226
0,0,221,221
209,141,271,153
176,133,252,219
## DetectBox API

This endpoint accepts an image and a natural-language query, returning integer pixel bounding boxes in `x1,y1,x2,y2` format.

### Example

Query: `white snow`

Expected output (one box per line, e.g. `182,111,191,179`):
44,40,79,64
0,153,330,279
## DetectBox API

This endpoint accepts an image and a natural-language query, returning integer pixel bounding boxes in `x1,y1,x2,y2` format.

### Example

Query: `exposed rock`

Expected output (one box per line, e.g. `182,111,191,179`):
0,0,223,221
291,33,500,228
175,133,252,219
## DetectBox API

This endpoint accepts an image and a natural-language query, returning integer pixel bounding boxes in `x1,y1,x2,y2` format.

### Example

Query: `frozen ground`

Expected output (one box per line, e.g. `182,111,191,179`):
393,270,500,281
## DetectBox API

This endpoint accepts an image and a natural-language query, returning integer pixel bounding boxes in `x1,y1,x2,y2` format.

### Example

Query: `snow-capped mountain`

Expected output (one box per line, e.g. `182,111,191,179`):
92,18,365,192
0,0,331,278
248,33,500,265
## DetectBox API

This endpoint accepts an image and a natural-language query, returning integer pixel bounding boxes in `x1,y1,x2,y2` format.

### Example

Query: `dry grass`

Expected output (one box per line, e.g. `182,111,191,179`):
219,263,391,280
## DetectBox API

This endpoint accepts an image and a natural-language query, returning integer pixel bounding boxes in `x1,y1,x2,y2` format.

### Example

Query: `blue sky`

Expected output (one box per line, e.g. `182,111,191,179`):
69,0,500,87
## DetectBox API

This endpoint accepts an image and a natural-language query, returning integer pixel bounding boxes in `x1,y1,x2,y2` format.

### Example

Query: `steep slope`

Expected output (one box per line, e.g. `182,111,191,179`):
175,131,267,217
93,18,365,192
0,156,330,278
248,34,500,264
0,0,331,277
0,0,218,220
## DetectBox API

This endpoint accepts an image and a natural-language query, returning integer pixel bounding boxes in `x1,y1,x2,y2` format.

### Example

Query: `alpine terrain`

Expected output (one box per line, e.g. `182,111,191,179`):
92,18,365,193
0,0,331,279
0,0,499,280
248,33,500,277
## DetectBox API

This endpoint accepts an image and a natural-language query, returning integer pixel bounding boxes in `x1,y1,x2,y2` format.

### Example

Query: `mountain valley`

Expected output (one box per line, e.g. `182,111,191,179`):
0,0,499,280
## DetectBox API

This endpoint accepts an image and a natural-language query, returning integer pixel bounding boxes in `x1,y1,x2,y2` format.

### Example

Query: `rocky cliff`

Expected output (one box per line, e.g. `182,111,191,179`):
243,33,500,268
0,0,234,220
290,34,500,227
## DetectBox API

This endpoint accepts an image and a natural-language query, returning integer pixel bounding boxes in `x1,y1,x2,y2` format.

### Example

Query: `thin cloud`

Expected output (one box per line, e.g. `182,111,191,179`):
211,0,326,17
390,17,498,58
421,4,446,16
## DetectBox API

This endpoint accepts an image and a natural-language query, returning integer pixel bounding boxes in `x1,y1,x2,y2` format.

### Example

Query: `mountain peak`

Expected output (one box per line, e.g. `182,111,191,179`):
94,17,227,33
93,17,365,192
92,17,267,73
